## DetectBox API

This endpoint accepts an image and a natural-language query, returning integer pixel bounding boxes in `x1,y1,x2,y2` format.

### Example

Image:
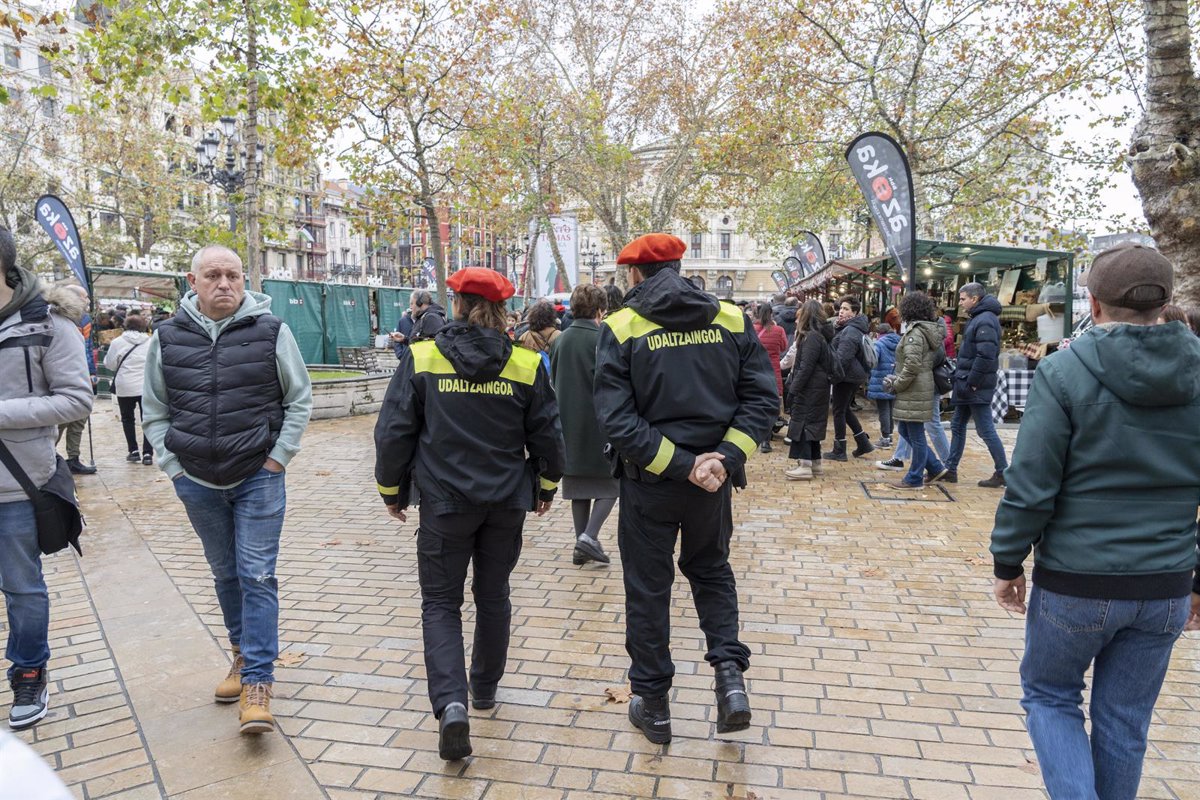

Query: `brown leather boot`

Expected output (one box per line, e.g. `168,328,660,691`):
239,683,275,734
214,648,244,704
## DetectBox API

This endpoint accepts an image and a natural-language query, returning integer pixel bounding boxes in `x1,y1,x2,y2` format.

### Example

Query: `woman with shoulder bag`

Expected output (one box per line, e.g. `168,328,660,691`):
885,291,950,489
783,300,834,481
102,314,153,464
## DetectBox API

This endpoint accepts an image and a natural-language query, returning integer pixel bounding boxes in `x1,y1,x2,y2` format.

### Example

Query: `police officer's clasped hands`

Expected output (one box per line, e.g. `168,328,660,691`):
690,452,727,492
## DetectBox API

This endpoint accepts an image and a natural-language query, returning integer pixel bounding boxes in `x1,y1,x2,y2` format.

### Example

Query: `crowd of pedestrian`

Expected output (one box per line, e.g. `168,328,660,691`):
5,229,1200,800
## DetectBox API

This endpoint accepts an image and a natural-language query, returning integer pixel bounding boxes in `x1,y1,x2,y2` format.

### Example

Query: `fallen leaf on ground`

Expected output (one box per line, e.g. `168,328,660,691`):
860,567,883,577
965,556,989,565
728,791,759,800
604,686,633,704
322,539,342,547
275,652,306,667
315,470,333,476
355,539,377,546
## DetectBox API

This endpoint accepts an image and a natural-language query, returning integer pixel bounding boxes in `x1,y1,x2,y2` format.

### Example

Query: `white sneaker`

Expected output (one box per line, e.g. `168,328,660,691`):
785,462,813,481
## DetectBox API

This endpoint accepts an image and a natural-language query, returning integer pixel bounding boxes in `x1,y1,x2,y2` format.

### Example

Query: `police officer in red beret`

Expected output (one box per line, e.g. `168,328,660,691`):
594,233,777,744
374,268,564,761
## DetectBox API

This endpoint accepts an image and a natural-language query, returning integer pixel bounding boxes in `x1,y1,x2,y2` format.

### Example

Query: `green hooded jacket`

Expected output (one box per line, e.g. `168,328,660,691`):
990,321,1200,599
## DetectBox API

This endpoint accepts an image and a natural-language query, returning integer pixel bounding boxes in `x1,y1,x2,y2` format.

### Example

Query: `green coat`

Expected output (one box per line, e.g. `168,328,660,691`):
891,320,942,422
991,322,1200,599
549,319,610,479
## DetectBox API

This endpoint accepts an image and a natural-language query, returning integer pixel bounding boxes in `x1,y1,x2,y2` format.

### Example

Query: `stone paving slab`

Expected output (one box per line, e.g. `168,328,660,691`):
3,408,1199,799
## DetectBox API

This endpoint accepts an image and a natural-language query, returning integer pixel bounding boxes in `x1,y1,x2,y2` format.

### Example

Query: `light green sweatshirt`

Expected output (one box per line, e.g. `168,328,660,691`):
142,290,313,489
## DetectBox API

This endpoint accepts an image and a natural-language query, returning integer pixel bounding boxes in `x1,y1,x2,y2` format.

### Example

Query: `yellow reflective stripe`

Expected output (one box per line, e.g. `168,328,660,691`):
539,477,559,491
712,303,746,334
604,308,663,344
645,437,676,476
722,427,757,457
411,341,455,375
499,348,540,385
377,484,400,496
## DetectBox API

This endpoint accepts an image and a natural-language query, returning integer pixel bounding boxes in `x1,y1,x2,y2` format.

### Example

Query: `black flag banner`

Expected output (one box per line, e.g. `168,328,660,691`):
782,257,803,286
35,195,88,287
794,231,826,278
771,270,790,292
844,133,917,287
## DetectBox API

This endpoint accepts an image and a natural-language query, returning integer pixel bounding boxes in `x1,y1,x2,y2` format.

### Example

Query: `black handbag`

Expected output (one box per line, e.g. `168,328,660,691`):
0,441,84,555
932,346,954,395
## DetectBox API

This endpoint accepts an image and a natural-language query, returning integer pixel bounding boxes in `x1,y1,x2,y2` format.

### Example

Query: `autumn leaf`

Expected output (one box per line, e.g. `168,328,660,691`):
965,556,989,566
354,539,377,546
322,539,342,547
604,686,633,704
275,651,306,667
860,567,883,577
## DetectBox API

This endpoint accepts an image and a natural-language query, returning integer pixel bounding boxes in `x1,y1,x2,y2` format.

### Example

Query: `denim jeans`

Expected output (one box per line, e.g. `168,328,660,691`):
894,395,949,463
173,468,286,685
875,399,894,437
946,402,1008,473
0,500,49,679
897,421,944,486
1021,585,1189,799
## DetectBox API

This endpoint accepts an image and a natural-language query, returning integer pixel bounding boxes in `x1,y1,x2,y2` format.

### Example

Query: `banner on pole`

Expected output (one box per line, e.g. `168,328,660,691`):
35,195,87,286
771,270,790,292
844,133,917,288
794,231,826,278
530,216,578,297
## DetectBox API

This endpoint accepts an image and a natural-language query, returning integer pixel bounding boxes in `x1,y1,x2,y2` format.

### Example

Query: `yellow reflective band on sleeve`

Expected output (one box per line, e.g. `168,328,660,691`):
411,341,455,375
377,483,400,496
539,477,559,491
712,303,746,334
499,348,540,385
604,308,663,344
722,427,757,457
645,437,677,476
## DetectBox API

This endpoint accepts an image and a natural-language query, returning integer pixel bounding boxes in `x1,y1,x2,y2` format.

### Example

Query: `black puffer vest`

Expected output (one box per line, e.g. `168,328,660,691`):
157,309,284,485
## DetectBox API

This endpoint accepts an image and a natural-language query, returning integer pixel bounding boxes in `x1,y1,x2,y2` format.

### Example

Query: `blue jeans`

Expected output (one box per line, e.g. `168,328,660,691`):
1021,585,1189,799
896,421,945,486
173,468,286,685
946,402,1008,473
0,501,49,679
894,395,949,463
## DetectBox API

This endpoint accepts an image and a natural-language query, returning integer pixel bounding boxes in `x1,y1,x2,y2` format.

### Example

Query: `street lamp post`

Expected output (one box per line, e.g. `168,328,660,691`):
581,241,600,285
193,116,264,234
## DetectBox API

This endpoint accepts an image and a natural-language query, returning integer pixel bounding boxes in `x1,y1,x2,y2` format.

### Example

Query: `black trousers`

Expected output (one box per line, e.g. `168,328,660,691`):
618,478,749,697
417,505,525,715
117,395,151,455
830,382,864,440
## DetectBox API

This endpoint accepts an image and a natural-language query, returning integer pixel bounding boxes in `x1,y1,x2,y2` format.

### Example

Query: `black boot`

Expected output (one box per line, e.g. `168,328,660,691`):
822,439,847,462
66,458,97,475
758,440,772,453
714,662,751,734
628,694,671,744
851,431,875,458
437,702,472,760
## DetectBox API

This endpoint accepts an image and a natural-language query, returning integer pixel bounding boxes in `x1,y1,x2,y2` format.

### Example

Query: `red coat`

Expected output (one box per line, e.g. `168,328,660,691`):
943,315,957,358
754,321,788,396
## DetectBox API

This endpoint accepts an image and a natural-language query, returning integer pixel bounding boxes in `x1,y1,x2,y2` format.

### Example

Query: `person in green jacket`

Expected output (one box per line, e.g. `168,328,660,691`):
884,291,949,489
550,284,618,566
990,243,1200,799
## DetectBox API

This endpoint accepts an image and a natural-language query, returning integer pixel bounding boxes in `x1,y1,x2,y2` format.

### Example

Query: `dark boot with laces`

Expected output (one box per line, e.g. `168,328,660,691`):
8,667,49,730
628,694,671,744
714,661,751,733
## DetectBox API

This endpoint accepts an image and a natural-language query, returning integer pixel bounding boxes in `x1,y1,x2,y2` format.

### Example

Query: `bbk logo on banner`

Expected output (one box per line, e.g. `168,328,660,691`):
123,254,166,271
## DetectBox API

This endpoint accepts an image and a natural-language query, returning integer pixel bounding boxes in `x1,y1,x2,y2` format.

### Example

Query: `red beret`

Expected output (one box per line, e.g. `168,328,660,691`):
616,233,687,266
446,267,515,302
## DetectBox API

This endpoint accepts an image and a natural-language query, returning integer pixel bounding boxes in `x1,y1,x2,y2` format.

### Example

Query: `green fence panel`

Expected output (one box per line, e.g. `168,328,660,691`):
376,288,412,333
263,280,325,364
324,284,372,361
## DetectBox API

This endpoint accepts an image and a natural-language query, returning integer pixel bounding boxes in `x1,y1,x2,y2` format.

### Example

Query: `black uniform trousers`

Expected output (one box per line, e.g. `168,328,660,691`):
617,477,750,698
417,505,525,716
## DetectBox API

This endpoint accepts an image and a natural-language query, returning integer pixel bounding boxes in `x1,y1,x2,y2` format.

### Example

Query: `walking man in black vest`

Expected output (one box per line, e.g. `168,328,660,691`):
143,245,312,735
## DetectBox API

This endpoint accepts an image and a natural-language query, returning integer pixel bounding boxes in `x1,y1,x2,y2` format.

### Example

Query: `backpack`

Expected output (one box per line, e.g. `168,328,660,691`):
823,335,846,384
858,333,878,370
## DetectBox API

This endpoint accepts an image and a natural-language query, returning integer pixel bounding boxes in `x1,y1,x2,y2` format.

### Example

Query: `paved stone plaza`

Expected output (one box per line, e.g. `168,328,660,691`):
5,409,1200,800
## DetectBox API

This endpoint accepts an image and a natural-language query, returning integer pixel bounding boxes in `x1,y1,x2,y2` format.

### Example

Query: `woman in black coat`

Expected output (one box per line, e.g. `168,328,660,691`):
549,284,618,566
784,300,834,481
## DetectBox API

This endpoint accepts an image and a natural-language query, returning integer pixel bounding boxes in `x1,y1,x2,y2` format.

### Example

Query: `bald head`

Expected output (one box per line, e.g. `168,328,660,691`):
191,245,242,274
187,245,245,321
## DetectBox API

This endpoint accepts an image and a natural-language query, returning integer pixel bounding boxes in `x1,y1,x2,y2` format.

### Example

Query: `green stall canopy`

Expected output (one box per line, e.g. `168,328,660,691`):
376,288,412,333
324,284,372,361
263,280,326,364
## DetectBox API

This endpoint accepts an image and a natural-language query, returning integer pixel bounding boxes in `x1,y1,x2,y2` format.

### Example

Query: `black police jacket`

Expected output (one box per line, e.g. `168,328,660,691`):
374,322,565,514
594,269,778,483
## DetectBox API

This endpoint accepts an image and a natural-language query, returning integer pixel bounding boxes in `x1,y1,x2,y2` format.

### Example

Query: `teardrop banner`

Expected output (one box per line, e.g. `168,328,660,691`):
794,230,826,278
35,194,88,288
771,270,790,292
844,133,917,288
